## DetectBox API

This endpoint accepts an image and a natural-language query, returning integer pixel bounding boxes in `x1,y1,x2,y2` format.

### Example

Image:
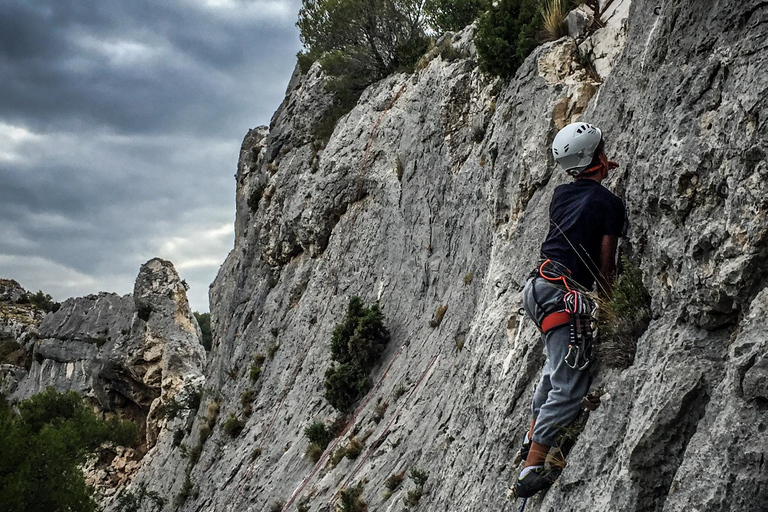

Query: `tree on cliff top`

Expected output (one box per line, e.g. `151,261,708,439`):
475,0,543,78
297,0,431,108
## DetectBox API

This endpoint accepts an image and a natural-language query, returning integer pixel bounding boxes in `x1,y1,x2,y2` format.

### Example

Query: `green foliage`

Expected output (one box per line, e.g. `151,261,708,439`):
385,471,406,491
304,421,335,450
393,384,408,400
194,312,212,351
268,342,280,359
598,257,652,368
325,297,390,412
250,353,266,382
222,415,245,437
402,468,429,507
115,483,166,512
157,389,202,420
475,0,543,78
325,363,373,412
425,0,491,32
174,472,195,508
297,0,431,139
0,388,137,512
345,437,364,459
17,290,60,313
269,500,286,512
338,482,368,512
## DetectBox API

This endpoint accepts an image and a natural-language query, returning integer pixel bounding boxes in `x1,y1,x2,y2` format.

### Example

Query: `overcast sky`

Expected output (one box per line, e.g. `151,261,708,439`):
0,0,303,312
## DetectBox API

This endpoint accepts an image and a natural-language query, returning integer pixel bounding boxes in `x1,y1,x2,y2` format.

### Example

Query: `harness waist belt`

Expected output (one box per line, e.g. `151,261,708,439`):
539,311,571,334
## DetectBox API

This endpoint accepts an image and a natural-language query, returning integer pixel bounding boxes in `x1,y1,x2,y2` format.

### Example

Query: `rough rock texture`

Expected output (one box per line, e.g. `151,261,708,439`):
58,1,768,511
0,279,45,395
6,259,206,499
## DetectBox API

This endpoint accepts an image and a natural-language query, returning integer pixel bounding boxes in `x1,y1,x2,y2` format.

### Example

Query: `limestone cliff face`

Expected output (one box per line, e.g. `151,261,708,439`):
46,0,768,511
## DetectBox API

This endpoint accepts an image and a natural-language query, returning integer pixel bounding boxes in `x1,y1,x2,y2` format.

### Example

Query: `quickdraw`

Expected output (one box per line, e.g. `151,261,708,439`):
562,290,596,370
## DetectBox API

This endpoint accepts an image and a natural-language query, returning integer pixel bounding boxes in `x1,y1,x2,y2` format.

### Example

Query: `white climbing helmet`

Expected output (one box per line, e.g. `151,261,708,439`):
551,122,603,176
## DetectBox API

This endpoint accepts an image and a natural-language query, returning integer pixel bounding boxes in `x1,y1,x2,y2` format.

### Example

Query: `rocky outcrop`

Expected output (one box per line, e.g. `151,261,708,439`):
51,1,768,511
7,259,206,500
0,279,45,395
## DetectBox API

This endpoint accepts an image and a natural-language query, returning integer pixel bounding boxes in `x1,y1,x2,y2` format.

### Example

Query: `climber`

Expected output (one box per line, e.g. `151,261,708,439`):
515,122,626,499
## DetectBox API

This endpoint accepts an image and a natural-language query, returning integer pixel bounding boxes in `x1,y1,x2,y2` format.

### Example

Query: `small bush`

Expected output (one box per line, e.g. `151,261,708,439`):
268,343,280,359
373,400,389,423
475,0,543,78
345,437,364,459
402,468,429,507
598,257,652,369
330,444,348,466
222,415,245,437
18,290,60,313
304,421,335,450
0,340,30,369
463,271,475,285
306,442,325,462
249,353,266,382
338,482,368,512
297,495,312,512
240,389,256,409
385,471,406,491
393,384,408,401
115,483,166,512
173,472,194,508
324,297,390,412
409,468,429,487
269,500,285,512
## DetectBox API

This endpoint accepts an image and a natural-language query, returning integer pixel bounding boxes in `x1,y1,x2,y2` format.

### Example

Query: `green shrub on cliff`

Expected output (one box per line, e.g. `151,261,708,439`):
474,0,543,78
425,0,491,32
598,257,652,368
0,388,137,511
324,297,390,412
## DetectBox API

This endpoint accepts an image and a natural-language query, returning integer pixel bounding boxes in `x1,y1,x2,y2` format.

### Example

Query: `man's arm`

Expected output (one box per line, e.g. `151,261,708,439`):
598,234,619,297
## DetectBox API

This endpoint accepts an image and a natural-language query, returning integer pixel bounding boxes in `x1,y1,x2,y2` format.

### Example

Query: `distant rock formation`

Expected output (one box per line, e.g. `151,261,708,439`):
2,259,206,500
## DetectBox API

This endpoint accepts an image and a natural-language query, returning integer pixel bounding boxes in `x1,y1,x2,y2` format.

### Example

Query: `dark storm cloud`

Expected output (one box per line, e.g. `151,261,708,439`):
0,0,301,136
0,0,304,311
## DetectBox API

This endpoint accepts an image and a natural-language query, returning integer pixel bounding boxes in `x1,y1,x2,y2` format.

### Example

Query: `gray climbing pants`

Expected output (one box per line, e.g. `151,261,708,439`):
522,276,591,447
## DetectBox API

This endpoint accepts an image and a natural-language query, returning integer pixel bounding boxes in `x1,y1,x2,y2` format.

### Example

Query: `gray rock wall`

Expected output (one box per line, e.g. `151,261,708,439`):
109,1,768,511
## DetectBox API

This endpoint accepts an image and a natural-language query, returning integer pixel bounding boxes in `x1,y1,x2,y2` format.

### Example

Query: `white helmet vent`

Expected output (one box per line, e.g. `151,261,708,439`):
551,122,603,174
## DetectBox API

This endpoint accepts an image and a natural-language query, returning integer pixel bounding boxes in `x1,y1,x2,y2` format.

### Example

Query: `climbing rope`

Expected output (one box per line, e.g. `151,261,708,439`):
327,352,440,509
328,82,408,293
279,345,407,512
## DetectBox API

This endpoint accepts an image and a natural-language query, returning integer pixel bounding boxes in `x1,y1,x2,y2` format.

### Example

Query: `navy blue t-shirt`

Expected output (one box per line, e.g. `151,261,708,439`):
540,179,626,290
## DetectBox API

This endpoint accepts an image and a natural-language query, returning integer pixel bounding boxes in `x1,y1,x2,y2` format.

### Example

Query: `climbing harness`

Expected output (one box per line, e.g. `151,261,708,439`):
528,260,597,370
